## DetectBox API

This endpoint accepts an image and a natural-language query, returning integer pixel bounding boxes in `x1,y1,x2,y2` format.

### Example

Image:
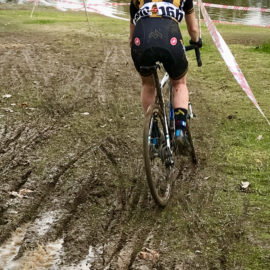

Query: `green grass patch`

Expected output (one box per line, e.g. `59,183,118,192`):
182,21,270,269
24,19,57,24
0,5,129,40
254,43,270,54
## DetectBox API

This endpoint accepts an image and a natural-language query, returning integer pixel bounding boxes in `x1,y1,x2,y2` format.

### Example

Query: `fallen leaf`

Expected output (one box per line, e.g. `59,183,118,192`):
9,189,33,198
255,159,263,166
139,252,148,260
19,189,34,196
139,247,160,262
3,108,14,113
9,191,23,198
240,181,250,191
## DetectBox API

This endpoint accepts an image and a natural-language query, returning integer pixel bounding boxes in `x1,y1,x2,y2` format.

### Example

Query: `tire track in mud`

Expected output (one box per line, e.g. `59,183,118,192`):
0,124,54,209
0,125,52,177
1,35,95,118
0,124,55,241
91,46,115,104
0,146,92,242
90,43,129,105
0,126,149,269
0,41,38,92
22,49,38,76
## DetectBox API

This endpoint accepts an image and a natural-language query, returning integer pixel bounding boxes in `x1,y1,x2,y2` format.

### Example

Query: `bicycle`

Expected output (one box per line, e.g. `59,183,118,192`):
142,45,202,207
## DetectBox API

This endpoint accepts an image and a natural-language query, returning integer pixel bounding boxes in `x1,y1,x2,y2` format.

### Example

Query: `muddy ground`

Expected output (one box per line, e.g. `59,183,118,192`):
0,20,255,269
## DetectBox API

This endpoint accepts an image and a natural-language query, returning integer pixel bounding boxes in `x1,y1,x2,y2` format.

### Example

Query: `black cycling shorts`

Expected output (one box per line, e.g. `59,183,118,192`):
131,17,188,80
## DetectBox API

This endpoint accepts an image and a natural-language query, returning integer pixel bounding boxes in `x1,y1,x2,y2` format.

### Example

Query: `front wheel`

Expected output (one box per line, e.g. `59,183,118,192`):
143,104,176,207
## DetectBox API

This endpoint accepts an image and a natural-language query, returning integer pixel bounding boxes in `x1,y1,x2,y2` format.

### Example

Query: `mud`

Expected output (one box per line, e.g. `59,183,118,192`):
0,22,246,269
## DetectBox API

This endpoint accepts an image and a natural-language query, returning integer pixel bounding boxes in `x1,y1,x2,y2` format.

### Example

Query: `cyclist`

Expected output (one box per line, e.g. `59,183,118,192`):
129,0,202,152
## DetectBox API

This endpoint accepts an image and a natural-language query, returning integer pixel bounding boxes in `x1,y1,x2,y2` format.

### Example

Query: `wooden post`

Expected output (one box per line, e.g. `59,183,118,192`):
82,0,91,30
30,0,39,18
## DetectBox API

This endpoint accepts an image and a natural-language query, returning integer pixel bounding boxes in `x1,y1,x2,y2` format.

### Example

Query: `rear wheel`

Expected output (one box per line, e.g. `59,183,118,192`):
143,104,176,207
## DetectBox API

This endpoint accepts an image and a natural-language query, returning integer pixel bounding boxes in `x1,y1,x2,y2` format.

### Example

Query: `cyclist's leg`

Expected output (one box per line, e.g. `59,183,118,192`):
171,75,189,110
141,75,155,114
170,75,192,153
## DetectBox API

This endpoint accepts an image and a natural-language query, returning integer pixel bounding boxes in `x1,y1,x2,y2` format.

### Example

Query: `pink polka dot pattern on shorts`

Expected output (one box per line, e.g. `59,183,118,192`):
134,37,141,46
170,37,177,46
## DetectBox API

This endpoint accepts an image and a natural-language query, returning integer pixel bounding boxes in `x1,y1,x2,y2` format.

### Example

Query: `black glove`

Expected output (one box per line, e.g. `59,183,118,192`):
189,37,202,48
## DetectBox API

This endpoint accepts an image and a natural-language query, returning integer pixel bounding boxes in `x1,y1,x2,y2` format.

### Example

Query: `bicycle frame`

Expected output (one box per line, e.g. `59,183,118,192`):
151,67,174,166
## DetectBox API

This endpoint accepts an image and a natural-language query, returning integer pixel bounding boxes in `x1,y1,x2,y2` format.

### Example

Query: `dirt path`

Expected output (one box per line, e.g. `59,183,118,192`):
0,26,235,269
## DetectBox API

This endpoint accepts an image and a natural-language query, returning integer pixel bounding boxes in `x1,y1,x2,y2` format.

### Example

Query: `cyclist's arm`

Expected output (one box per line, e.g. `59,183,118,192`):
185,11,199,42
129,0,138,47
129,22,135,47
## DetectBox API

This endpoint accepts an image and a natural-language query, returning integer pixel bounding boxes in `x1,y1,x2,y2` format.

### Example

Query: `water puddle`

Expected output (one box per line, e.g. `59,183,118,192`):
0,225,28,270
0,227,103,270
32,210,61,236
9,238,64,269
61,245,103,270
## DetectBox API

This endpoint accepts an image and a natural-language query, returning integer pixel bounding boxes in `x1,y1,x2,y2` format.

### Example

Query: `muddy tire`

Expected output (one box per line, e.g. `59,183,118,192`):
143,104,175,207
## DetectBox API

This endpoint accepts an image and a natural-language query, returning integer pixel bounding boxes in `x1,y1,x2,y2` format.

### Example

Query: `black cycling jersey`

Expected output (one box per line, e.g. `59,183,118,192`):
130,0,194,24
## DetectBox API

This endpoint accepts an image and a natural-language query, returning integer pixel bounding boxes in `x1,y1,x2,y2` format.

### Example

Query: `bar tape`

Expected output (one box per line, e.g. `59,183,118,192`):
198,0,270,125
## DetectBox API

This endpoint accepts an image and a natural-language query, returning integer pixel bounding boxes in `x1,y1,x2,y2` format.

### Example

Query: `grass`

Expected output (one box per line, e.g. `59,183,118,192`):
24,19,58,24
178,18,270,269
254,43,270,54
0,4,129,38
0,4,269,269
189,23,270,269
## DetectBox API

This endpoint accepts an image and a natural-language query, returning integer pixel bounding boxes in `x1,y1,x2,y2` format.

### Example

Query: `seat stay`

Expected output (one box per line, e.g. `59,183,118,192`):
160,72,169,89
153,70,172,153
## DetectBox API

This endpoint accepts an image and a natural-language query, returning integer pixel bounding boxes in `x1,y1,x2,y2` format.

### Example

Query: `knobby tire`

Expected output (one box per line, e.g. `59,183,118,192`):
143,104,175,207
